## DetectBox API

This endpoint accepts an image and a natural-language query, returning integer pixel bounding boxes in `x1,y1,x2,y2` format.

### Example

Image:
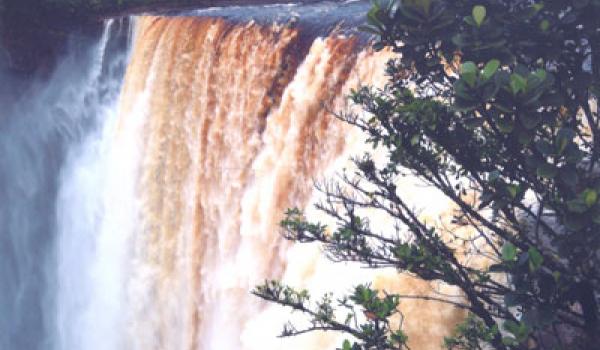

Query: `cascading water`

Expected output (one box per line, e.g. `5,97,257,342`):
0,19,131,350
1,2,464,350
55,19,137,350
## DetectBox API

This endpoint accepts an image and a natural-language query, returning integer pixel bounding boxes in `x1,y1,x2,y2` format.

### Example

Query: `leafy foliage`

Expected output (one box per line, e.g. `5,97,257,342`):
254,0,600,349
254,281,409,349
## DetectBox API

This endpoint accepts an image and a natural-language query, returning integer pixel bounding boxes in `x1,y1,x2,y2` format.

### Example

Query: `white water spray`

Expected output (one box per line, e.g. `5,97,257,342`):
55,19,135,350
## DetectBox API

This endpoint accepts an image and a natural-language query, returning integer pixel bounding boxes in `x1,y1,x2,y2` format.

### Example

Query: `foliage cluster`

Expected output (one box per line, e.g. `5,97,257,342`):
254,0,600,349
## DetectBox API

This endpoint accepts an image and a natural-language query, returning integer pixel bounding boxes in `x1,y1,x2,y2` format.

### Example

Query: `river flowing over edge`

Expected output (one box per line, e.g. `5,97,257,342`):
2,12,464,350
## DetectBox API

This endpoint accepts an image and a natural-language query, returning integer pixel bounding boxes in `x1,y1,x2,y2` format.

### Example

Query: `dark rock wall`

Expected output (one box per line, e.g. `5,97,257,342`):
0,0,326,74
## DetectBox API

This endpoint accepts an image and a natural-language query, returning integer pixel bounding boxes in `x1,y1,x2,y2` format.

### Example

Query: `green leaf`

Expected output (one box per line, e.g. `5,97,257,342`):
528,247,543,272
502,242,517,261
497,117,514,133
503,320,519,333
482,59,500,80
367,10,378,27
410,134,420,146
553,271,561,282
503,320,530,342
460,62,477,75
510,74,527,94
472,5,486,27
583,189,598,207
367,5,383,28
536,163,557,179
372,42,385,51
358,25,382,35
481,81,500,100
533,69,547,81
488,170,500,182
342,339,352,350
461,62,477,87
556,127,576,143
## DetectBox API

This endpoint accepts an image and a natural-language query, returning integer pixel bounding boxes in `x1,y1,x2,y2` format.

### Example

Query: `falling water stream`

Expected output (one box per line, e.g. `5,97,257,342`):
0,2,463,350
0,19,131,349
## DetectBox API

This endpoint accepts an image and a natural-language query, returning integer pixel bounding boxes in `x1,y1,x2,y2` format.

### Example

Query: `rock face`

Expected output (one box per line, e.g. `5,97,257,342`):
0,0,100,76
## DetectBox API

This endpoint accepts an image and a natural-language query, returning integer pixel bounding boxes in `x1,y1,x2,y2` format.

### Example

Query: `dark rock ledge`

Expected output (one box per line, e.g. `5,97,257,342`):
0,0,324,75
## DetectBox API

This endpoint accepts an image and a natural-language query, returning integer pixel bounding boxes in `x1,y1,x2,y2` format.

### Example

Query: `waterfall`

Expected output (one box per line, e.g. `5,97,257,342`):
1,4,463,350
0,18,131,350
55,19,137,350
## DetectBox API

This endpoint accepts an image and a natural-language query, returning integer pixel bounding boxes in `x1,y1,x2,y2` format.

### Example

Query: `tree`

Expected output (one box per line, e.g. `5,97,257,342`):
253,0,600,349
